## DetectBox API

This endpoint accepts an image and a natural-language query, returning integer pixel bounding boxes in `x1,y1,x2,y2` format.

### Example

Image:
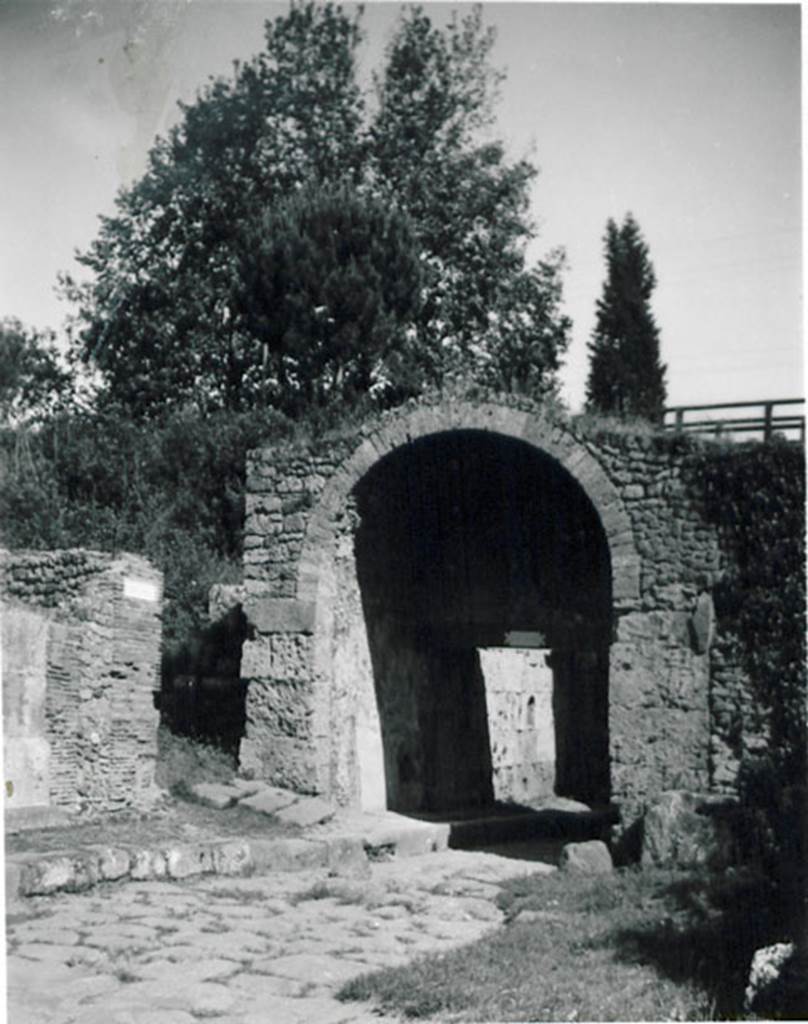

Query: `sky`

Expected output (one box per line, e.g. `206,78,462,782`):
0,0,802,413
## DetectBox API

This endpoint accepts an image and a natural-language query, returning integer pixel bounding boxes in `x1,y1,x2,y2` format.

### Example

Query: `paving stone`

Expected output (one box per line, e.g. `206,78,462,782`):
230,969,311,997
6,1003,68,1024
7,954,76,984
229,777,265,796
275,796,336,828
163,928,265,957
12,925,81,945
239,995,377,1024
239,786,298,815
268,952,373,986
84,922,160,942
125,1014,198,1024
146,943,199,962
189,781,240,809
100,979,237,1015
78,1008,196,1024
14,942,91,962
136,956,237,983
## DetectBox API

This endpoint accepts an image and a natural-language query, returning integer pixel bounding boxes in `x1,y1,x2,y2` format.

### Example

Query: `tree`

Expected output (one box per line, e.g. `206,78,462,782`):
233,182,424,414
585,214,667,422
0,319,73,425
370,7,570,394
63,1,570,418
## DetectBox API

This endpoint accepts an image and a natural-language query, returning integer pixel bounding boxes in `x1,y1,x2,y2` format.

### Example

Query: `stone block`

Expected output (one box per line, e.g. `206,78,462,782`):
211,840,252,875
5,858,23,905
641,790,736,869
361,817,451,858
19,853,97,895
165,844,216,879
130,848,167,880
92,846,132,881
248,838,329,872
325,836,369,876
689,592,715,654
229,778,263,797
745,943,807,1018
274,796,335,828
190,782,239,810
245,598,316,635
238,786,298,815
559,840,613,874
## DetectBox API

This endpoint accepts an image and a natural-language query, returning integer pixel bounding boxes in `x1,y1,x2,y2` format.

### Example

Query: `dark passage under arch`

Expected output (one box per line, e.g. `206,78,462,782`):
354,429,612,815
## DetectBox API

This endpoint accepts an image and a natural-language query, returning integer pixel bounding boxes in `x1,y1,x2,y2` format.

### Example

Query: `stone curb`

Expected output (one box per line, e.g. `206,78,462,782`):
5,818,449,905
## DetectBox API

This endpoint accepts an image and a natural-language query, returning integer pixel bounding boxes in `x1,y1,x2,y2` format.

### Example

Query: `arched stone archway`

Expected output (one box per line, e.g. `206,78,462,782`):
239,397,712,827
296,402,639,608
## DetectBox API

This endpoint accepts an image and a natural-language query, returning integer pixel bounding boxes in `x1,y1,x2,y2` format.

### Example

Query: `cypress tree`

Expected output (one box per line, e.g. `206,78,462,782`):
585,213,667,422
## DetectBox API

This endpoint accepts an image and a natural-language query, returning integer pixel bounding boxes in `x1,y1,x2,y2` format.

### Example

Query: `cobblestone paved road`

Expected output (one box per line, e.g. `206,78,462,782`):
7,848,555,1024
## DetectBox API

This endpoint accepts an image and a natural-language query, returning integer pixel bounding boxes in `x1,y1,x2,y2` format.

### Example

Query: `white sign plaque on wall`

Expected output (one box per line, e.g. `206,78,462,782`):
123,577,160,602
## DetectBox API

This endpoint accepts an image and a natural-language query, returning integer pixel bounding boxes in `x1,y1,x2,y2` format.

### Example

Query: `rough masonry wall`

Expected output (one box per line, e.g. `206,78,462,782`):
238,395,758,823
576,431,717,816
1,549,163,815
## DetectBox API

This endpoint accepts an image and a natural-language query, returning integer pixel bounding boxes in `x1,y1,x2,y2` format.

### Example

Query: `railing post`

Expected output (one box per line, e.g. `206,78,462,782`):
763,402,774,442
675,408,684,432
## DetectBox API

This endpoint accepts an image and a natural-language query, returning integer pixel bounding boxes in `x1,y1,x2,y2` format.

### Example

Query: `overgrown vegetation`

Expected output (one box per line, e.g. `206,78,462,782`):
340,866,783,1020
0,407,291,660
694,441,806,939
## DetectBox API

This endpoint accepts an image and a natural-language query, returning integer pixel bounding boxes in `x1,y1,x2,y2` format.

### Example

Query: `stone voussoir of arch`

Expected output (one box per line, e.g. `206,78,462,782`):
296,398,639,607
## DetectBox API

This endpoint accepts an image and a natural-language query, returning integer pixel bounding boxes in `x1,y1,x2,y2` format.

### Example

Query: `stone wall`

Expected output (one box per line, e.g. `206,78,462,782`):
235,395,759,829
1,549,163,817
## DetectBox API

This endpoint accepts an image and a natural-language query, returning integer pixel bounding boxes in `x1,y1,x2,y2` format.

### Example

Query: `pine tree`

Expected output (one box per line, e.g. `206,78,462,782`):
585,214,667,422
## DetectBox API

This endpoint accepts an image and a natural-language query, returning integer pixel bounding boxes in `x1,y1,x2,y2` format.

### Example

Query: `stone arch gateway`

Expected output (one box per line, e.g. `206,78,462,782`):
238,398,715,829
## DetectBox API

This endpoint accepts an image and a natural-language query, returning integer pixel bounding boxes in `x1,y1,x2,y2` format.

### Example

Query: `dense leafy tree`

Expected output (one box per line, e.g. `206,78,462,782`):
62,2,569,417
0,319,73,425
62,2,367,415
370,7,570,392
233,182,423,414
585,214,667,422
0,406,291,653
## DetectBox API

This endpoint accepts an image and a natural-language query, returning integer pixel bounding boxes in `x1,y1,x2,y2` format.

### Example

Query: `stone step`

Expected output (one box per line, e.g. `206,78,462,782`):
438,806,618,848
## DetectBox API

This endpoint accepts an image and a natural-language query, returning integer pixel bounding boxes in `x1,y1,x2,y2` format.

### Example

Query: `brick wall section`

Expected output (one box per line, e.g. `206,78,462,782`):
1,549,163,815
239,394,757,825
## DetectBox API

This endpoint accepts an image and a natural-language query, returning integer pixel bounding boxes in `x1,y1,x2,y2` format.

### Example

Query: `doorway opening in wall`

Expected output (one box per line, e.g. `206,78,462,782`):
352,429,613,842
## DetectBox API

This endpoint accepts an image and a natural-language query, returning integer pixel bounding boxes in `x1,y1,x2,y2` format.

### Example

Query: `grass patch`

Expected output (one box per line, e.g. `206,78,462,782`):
339,866,785,1021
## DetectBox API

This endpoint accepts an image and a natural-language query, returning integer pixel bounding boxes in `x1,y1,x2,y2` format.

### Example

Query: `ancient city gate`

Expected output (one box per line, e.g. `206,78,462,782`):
238,398,718,826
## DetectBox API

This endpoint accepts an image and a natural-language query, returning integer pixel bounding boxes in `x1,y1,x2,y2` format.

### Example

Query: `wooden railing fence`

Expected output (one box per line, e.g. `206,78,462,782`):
664,398,805,443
